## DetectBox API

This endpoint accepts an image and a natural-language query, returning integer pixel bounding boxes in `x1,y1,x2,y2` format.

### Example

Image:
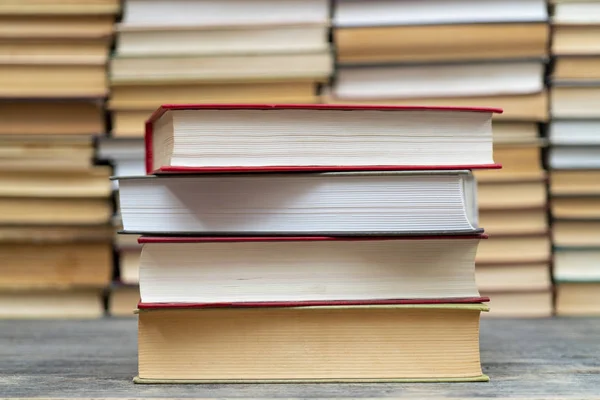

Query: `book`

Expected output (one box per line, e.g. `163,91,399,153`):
121,0,329,28
556,283,600,315
478,180,547,209
0,15,114,39
0,0,120,15
0,242,112,290
0,100,104,135
333,0,547,27
0,38,111,64
549,146,600,169
553,220,600,246
135,303,489,383
333,60,545,100
0,135,94,171
0,167,111,198
476,262,551,292
0,289,104,318
490,122,540,145
109,284,139,316
0,64,107,98
324,90,549,122
552,197,600,219
551,85,600,118
553,25,600,55
479,208,548,235
550,170,600,195
554,248,600,281
475,234,551,264
0,198,111,225
115,24,329,57
553,57,600,81
109,81,318,110
475,144,545,182
144,104,500,173
136,235,486,304
116,171,481,235
553,1,600,24
550,120,600,145
96,138,145,188
109,51,333,85
479,291,552,317
335,23,549,64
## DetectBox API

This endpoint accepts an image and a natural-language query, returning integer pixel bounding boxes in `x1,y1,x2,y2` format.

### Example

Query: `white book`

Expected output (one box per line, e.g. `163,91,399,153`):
116,171,480,235
334,0,548,27
97,137,145,161
550,120,600,145
138,236,483,303
115,25,329,57
334,60,545,100
553,2,600,24
113,159,145,177
96,138,145,189
146,105,495,172
549,146,600,169
122,0,330,28
554,249,600,281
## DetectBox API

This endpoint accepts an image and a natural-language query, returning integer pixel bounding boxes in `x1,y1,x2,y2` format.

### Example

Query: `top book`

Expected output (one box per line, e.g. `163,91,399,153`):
145,104,501,174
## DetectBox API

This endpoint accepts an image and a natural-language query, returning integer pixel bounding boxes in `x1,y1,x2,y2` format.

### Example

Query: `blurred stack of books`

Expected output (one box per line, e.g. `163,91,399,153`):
325,0,553,317
106,0,333,315
549,0,600,315
0,0,119,318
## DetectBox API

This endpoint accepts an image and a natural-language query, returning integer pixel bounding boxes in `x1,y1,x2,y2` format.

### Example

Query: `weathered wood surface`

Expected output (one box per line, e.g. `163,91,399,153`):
1,318,599,398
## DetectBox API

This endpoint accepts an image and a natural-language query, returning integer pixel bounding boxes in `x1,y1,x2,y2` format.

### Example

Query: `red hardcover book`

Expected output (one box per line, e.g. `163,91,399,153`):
137,234,488,244
138,297,490,310
136,234,489,308
144,103,503,174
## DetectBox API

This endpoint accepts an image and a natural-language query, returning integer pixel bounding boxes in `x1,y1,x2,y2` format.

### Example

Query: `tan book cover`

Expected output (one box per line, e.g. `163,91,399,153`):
336,23,548,64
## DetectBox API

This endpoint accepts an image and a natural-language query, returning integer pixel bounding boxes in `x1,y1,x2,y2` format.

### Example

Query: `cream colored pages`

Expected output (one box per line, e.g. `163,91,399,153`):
137,305,487,382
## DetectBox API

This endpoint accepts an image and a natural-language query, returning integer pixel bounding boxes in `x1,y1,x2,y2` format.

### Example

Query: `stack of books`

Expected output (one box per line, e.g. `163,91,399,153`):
106,0,334,310
116,103,499,382
550,0,600,315
326,0,552,317
0,0,119,317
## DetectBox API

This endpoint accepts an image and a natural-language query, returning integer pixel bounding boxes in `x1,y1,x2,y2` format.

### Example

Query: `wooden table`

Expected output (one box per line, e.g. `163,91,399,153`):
2,317,599,399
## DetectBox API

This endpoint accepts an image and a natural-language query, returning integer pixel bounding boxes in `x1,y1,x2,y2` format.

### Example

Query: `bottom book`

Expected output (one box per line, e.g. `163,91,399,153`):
135,303,488,383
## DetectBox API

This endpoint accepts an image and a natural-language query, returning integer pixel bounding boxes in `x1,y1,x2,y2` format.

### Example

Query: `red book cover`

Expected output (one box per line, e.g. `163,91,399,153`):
144,103,503,174
138,297,490,310
138,234,488,244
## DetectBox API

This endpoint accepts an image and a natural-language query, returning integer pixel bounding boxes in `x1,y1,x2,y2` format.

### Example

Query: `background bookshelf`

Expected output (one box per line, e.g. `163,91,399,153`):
549,0,600,315
3,0,600,318
0,0,119,318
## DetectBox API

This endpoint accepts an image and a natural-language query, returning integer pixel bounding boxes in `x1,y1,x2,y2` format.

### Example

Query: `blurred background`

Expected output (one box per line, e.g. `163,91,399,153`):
0,0,598,319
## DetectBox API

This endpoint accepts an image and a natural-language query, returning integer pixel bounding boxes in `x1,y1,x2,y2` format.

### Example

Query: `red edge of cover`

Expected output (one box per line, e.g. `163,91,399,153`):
144,117,153,174
138,234,488,244
144,104,503,174
153,164,502,174
138,297,491,310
